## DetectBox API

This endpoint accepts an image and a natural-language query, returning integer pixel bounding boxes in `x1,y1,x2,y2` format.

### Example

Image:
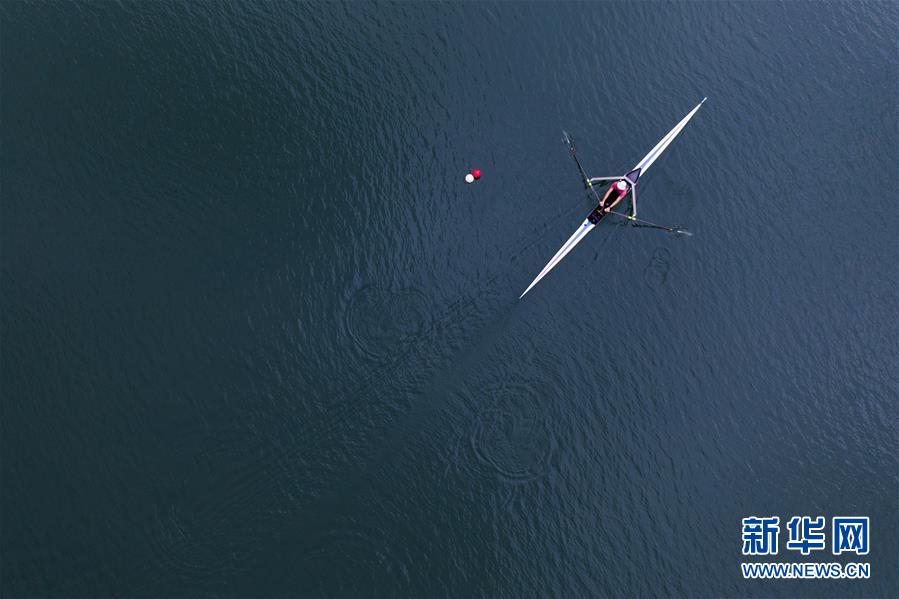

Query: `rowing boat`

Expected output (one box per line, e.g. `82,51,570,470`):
519,98,706,299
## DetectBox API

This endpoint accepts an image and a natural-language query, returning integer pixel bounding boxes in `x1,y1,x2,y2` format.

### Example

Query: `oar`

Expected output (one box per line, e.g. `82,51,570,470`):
562,131,605,205
606,210,693,236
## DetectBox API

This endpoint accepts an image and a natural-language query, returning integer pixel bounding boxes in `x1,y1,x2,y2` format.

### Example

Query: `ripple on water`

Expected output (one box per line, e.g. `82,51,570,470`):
343,285,429,364
461,381,557,485
294,522,409,596
643,247,672,290
140,426,300,589
142,502,251,591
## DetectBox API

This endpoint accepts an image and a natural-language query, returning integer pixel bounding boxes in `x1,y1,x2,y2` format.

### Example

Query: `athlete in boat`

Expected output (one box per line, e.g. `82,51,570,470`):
600,180,629,214
588,179,630,223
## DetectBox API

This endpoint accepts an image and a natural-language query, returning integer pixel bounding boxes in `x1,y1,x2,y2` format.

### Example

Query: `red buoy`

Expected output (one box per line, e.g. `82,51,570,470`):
472,169,481,180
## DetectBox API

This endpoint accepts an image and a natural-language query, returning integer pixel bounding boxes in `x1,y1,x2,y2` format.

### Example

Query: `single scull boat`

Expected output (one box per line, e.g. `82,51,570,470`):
519,98,706,299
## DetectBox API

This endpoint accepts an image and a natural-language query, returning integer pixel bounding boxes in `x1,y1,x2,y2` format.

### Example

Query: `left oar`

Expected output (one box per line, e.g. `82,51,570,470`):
562,130,605,203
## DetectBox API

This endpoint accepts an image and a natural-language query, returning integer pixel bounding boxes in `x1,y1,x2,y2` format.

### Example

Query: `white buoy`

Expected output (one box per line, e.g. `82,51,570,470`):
465,173,475,184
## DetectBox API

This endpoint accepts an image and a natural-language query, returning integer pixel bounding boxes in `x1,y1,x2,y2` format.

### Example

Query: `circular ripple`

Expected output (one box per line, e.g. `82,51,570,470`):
293,523,408,596
643,247,672,289
344,286,429,363
651,247,672,264
468,381,557,484
141,502,251,591
139,425,303,590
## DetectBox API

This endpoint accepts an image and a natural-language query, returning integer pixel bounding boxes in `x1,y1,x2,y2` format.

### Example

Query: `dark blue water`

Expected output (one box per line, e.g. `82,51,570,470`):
2,2,896,597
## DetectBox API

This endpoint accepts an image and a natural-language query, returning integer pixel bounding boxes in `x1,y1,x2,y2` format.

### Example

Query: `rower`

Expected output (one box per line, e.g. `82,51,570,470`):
599,180,630,214
588,179,629,224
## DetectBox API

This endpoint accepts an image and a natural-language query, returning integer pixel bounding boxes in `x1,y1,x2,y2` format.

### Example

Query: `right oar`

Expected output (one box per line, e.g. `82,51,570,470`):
606,210,693,236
